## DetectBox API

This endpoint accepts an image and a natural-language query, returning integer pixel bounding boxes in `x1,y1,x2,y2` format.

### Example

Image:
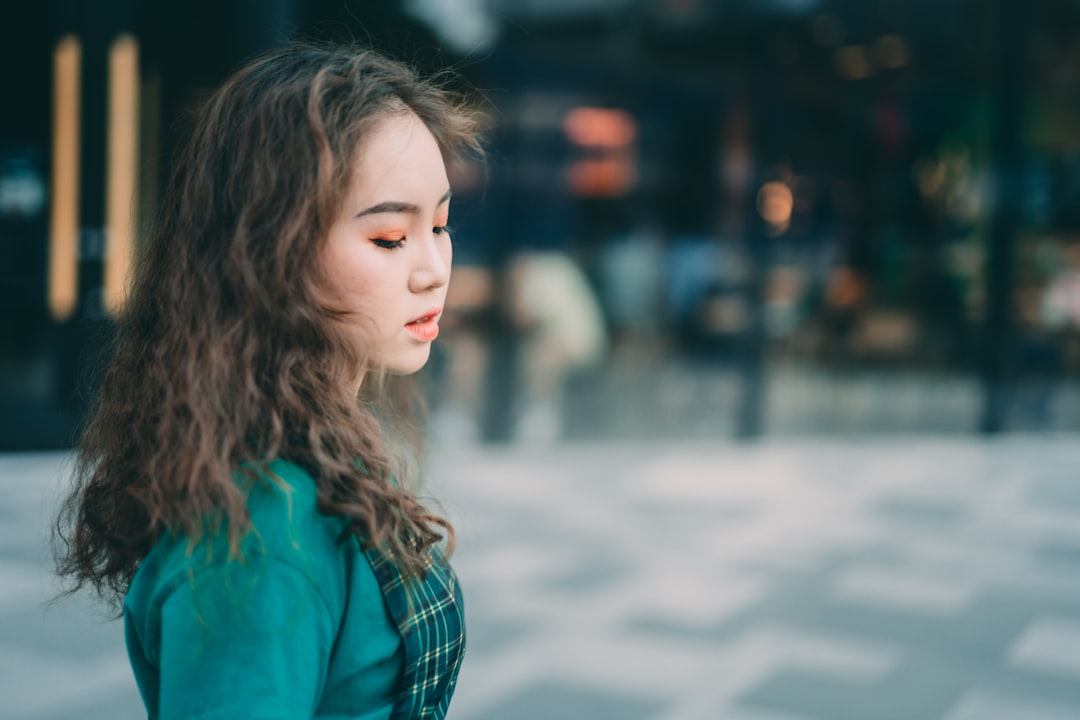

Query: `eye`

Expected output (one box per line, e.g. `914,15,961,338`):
433,225,452,236
372,237,405,250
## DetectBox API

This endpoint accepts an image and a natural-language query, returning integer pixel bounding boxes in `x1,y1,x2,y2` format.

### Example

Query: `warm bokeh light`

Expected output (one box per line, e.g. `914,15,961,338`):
562,107,638,148
566,156,637,197
563,106,638,197
104,34,139,316
826,265,864,309
756,180,794,235
49,34,80,322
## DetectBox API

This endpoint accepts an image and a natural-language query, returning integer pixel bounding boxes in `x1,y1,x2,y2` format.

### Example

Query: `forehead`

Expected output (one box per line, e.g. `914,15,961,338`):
339,110,448,208
354,111,441,166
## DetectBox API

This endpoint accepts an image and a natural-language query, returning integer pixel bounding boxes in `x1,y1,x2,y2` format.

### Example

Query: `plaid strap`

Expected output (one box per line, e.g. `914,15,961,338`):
365,547,466,720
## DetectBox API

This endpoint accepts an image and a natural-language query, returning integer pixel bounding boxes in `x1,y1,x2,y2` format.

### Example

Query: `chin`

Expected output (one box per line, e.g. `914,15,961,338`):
385,346,433,376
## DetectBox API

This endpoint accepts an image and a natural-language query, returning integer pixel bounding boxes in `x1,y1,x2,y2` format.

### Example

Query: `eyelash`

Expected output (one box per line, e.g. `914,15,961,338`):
372,238,405,250
371,226,451,250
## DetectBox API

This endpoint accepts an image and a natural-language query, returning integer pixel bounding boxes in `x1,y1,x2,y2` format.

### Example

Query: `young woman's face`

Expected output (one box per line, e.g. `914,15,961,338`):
323,110,452,381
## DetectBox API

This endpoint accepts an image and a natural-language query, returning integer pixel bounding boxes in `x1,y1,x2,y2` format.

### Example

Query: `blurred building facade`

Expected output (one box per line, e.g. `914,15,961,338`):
2,0,1079,449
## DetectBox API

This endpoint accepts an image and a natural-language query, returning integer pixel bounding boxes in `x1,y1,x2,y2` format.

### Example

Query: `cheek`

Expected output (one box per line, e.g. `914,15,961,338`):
325,262,361,306
321,234,352,292
324,238,379,293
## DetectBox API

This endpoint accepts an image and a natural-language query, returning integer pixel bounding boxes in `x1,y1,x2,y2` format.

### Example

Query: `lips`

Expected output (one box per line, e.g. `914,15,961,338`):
405,308,441,342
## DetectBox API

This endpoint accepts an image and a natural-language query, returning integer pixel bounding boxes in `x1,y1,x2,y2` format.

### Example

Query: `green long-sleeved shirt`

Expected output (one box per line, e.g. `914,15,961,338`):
124,460,404,719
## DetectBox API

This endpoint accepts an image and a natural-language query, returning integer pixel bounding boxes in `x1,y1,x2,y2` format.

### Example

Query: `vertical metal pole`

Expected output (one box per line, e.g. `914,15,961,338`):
736,48,776,440
480,148,518,444
480,283,518,443
979,0,1027,434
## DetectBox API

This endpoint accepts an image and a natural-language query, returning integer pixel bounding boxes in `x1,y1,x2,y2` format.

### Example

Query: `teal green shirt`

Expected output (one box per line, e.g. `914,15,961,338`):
124,460,405,719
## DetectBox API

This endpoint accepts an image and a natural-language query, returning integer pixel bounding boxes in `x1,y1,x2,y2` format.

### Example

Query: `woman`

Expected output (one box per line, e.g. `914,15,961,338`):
55,42,483,719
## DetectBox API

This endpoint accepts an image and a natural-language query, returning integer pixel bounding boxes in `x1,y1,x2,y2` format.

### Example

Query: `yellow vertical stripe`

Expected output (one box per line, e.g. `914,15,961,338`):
105,34,139,315
49,35,81,322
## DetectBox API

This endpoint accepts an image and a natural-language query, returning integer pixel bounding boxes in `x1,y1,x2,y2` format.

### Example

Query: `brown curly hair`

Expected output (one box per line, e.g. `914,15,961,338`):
54,42,484,610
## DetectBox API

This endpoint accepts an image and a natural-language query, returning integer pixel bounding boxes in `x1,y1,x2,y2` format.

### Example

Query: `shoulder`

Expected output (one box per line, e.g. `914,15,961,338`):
126,460,356,633
242,458,349,564
247,459,326,528
130,460,349,603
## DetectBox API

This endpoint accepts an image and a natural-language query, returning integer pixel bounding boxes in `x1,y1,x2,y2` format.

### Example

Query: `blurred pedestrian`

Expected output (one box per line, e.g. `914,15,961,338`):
508,250,608,444
54,42,483,719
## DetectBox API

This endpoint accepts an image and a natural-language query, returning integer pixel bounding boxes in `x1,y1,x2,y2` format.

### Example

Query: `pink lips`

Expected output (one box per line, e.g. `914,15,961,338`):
405,309,441,342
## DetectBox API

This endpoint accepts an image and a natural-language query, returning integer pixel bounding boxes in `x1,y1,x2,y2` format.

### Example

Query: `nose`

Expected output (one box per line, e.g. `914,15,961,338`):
409,230,451,293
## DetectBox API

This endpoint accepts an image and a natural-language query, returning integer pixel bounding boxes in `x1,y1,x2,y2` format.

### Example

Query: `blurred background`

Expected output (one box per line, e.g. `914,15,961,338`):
3,2,1080,720
3,0,1080,449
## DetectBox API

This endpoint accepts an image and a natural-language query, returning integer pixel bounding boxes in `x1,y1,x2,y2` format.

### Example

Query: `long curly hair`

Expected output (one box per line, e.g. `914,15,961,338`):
55,42,484,610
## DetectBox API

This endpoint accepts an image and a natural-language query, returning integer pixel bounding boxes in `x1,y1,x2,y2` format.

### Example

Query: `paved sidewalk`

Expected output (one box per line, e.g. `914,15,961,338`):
3,436,1080,719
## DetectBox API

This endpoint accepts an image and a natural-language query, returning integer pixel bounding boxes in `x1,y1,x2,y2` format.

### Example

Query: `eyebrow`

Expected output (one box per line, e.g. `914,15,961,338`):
355,189,452,218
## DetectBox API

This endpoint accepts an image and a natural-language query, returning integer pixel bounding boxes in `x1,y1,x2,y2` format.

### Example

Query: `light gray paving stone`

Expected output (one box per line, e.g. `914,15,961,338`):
943,689,1080,720
829,564,977,615
1036,540,1080,570
1007,615,1080,679
873,496,968,528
